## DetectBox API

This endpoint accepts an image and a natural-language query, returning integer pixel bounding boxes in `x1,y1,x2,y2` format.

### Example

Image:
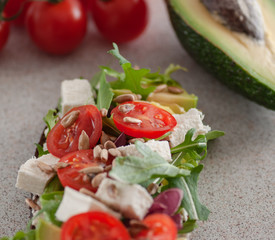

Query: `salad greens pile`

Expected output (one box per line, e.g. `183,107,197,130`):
1,43,224,240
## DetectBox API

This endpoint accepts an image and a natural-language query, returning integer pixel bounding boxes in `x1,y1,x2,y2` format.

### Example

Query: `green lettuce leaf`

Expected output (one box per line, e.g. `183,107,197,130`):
0,230,35,240
96,70,114,111
178,220,198,234
43,109,58,133
165,165,210,221
109,141,190,184
34,143,49,157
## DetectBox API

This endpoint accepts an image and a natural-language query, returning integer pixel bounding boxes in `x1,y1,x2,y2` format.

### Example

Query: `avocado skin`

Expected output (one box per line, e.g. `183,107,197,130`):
166,1,275,110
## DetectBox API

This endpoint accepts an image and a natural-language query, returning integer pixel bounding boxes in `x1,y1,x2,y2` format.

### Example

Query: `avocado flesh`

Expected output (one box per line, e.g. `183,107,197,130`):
36,220,61,240
167,0,275,109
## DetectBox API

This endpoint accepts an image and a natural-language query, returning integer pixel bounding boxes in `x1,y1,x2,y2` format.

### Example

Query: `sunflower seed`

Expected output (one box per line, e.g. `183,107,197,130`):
147,183,158,195
104,140,116,150
167,86,184,94
61,110,80,128
128,138,145,144
154,84,167,93
78,130,90,150
91,172,107,188
100,108,108,117
123,117,142,124
113,94,136,103
37,162,54,174
93,145,102,159
100,149,108,162
100,131,110,145
79,166,104,174
108,148,121,157
53,162,69,171
25,198,41,211
118,104,135,113
79,188,96,198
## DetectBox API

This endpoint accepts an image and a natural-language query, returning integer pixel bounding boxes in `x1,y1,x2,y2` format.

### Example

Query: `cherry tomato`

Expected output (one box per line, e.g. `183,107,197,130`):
0,19,9,51
57,150,103,192
90,0,148,43
47,105,102,158
25,0,87,55
61,211,131,240
4,0,32,26
134,214,177,240
111,101,177,139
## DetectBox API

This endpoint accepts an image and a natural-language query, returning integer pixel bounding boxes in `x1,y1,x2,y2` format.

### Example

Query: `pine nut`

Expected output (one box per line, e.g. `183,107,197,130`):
100,149,108,162
104,140,116,150
100,108,108,117
93,145,102,159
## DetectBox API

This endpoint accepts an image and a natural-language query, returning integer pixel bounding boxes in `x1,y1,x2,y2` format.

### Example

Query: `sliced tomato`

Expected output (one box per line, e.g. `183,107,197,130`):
61,211,131,240
134,214,177,240
57,149,103,192
111,101,177,139
47,105,102,158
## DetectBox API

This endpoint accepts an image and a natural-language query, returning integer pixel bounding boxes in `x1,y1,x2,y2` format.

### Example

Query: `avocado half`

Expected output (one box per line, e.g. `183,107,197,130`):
166,0,275,110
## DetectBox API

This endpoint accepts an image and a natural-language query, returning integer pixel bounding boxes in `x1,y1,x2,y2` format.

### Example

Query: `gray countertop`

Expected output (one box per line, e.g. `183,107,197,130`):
0,1,274,239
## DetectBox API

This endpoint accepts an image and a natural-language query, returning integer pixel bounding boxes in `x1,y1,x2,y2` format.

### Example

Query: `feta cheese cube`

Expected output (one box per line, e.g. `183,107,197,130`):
55,187,120,222
96,178,153,220
117,140,172,162
16,154,59,195
61,79,95,116
169,108,211,148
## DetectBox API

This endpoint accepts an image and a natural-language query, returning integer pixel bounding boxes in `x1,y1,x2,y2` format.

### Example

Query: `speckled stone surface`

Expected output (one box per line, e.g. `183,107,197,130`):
0,1,274,239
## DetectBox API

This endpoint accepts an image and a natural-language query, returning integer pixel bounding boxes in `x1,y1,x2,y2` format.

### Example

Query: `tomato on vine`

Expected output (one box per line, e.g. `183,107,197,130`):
25,0,87,55
90,0,148,43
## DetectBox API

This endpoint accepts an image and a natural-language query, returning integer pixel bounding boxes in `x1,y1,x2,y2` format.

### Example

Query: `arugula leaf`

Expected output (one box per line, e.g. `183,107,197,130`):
109,141,190,184
178,220,198,234
96,70,114,111
35,191,64,227
101,66,124,80
171,128,208,162
0,230,35,240
43,109,58,133
165,165,210,221
34,143,49,157
108,43,130,65
90,71,103,88
110,64,155,99
205,130,225,141
102,116,121,137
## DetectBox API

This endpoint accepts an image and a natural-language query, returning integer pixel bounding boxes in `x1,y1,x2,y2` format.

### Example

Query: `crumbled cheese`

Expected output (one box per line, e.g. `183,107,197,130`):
117,140,172,162
61,79,95,116
15,154,59,195
55,187,120,222
96,178,153,220
169,108,211,148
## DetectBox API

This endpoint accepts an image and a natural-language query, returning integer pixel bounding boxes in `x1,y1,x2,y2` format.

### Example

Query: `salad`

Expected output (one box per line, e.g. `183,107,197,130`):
1,44,224,240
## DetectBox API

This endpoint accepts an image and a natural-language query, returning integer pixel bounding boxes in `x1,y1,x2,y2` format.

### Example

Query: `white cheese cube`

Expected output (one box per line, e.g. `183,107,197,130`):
61,79,95,116
117,140,172,162
96,178,153,220
169,108,211,148
55,187,120,222
16,154,59,195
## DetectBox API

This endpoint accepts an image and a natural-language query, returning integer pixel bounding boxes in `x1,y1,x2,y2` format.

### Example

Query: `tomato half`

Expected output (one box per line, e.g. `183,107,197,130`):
111,101,177,139
4,0,32,26
134,214,177,240
0,19,9,51
61,211,131,240
90,0,148,43
47,105,102,158
57,150,103,192
25,0,87,55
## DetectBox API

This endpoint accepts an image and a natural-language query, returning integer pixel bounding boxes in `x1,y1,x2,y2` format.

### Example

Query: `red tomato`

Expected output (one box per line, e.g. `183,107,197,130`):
61,211,131,240
47,105,102,158
57,150,103,192
0,19,9,51
111,101,177,139
25,0,87,55
134,214,177,240
90,0,148,43
4,0,32,26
